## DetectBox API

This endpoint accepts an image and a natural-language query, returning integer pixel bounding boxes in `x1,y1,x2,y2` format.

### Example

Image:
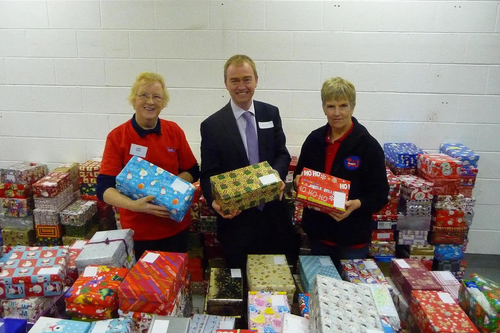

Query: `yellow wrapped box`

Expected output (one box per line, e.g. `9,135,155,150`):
246,254,295,304
210,162,281,215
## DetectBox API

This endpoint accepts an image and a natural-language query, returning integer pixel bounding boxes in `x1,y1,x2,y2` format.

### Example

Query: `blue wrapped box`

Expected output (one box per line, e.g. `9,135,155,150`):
89,318,133,333
298,255,341,293
384,143,424,168
116,156,196,222
440,143,479,168
29,317,90,333
434,244,464,260
0,318,27,333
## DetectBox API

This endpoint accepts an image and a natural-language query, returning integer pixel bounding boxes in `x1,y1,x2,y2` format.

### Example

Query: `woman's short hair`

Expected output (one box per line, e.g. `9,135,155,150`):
128,72,169,108
321,77,356,108
224,55,258,82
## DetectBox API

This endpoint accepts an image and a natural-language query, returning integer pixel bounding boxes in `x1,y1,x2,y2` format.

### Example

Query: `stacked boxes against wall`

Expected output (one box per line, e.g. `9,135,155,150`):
383,143,424,176
417,153,469,279
0,162,48,250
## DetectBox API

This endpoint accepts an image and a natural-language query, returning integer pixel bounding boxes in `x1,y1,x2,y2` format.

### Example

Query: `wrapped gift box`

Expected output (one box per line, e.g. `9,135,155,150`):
434,244,464,260
118,251,187,315
189,314,235,333
33,172,71,198
384,143,424,168
390,259,442,301
298,293,309,319
65,240,87,286
247,291,290,333
29,317,91,333
397,214,431,231
310,275,383,332
399,175,434,201
79,160,101,185
397,230,428,246
1,296,54,322
65,265,129,319
63,236,85,247
471,273,500,312
0,215,34,229
118,309,154,333
434,194,465,211
432,210,465,227
0,246,69,299
206,268,243,316
440,143,479,168
88,318,133,333
34,186,73,211
53,162,80,192
369,284,400,332
417,153,462,179
116,156,196,222
34,209,61,226
459,279,500,332
0,162,48,185
1,228,35,247
340,259,390,287
1,197,33,217
374,168,401,216
371,218,397,230
296,168,350,214
246,255,295,304
398,198,432,216
410,290,478,332
147,316,190,333
372,230,395,241
280,314,309,333
64,219,92,238
35,237,62,247
60,200,97,226
299,255,341,293
426,177,461,196
35,225,63,238
80,184,96,197
429,271,460,301
0,183,32,199
386,277,410,328
75,229,135,272
369,240,396,257
210,161,281,216
431,226,467,244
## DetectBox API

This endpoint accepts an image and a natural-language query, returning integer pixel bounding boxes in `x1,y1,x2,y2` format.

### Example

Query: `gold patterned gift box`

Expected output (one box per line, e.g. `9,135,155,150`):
210,162,281,215
246,255,295,304
1,228,35,246
206,268,243,316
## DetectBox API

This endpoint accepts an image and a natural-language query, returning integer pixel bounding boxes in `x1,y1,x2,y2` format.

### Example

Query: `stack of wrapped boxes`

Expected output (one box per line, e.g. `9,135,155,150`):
0,162,48,250
0,246,70,323
440,143,479,198
32,171,73,246
370,168,400,259
383,142,424,176
417,153,468,278
53,163,80,200
60,200,97,245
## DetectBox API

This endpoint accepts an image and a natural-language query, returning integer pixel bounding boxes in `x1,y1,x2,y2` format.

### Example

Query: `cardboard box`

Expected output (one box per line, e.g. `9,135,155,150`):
296,168,350,214
210,162,281,215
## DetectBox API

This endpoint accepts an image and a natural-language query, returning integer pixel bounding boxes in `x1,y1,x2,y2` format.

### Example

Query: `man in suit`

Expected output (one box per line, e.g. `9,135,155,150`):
200,54,295,268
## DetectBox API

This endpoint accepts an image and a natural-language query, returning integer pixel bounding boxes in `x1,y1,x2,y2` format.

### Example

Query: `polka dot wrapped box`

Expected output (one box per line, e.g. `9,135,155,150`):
210,162,281,216
116,156,196,222
410,290,479,332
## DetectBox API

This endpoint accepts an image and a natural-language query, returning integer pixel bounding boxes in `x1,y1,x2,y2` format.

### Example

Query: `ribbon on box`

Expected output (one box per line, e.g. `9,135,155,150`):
87,237,129,258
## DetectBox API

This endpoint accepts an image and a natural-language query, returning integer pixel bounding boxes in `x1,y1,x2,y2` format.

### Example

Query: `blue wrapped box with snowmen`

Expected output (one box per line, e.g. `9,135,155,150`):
116,156,196,222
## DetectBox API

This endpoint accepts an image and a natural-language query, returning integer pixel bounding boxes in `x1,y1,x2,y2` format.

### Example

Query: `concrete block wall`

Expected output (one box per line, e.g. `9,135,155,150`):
0,0,499,254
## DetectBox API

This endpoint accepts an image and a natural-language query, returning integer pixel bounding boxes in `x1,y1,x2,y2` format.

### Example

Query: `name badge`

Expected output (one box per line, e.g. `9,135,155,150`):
130,144,148,158
258,121,274,129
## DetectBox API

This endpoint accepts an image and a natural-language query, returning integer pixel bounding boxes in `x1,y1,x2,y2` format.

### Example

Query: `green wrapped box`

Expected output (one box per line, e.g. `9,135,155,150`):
1,228,35,246
64,219,92,237
210,162,281,215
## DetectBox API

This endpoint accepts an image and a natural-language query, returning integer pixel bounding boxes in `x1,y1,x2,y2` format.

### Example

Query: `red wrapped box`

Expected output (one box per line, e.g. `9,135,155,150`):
0,183,32,198
35,225,63,238
417,154,462,179
431,226,467,244
117,251,187,315
1,197,33,217
296,168,350,214
53,162,80,192
459,186,474,198
390,259,442,301
372,230,394,241
410,290,479,332
79,160,101,185
65,265,129,319
432,210,466,227
399,175,434,201
33,172,71,198
425,177,460,196
65,240,88,286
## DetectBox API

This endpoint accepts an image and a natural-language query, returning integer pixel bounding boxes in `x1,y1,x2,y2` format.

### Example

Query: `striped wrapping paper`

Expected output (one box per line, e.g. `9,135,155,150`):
430,271,460,301
118,251,187,315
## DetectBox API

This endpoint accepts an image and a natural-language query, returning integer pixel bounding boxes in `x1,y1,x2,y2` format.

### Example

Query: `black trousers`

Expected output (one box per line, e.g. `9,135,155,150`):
133,227,190,261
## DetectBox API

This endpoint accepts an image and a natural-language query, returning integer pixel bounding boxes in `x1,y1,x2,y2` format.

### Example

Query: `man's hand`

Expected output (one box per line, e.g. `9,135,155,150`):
130,195,170,218
328,199,361,222
212,201,241,219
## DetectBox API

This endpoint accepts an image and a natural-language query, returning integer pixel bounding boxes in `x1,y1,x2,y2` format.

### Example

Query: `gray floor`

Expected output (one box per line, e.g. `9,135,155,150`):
464,253,500,281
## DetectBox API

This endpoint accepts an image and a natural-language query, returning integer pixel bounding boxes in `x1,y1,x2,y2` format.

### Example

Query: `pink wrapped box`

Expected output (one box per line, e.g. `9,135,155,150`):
399,175,434,201
0,246,69,299
247,291,290,332
417,154,462,179
390,259,443,301
33,172,71,198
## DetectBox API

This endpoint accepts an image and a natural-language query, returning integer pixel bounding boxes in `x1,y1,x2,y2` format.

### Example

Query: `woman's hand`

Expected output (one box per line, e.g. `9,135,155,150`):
131,195,170,218
212,201,241,219
328,199,361,222
293,174,301,190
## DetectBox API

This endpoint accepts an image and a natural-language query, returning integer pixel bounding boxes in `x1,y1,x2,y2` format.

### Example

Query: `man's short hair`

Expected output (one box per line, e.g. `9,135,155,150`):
321,77,356,108
128,72,169,108
224,55,258,82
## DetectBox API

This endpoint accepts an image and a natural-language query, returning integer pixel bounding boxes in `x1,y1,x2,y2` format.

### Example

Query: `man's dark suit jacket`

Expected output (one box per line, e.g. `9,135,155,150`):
200,100,292,249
